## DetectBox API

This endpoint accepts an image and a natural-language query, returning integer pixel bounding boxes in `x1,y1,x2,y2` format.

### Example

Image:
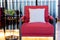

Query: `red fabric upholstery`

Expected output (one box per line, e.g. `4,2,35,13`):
21,22,54,37
21,6,54,37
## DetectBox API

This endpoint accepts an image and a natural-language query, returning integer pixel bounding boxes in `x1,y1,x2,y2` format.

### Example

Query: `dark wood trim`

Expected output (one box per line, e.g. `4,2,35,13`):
5,0,7,9
36,0,38,6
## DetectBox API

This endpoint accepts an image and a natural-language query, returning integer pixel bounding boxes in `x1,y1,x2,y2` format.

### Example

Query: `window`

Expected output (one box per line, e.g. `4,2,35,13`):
3,0,57,18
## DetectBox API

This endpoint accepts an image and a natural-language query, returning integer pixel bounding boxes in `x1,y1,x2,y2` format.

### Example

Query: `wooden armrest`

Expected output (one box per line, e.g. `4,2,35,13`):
48,15,54,24
48,15,54,20
18,16,25,22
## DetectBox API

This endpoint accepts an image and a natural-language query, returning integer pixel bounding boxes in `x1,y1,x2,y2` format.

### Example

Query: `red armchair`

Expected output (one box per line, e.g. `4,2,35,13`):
20,6,54,40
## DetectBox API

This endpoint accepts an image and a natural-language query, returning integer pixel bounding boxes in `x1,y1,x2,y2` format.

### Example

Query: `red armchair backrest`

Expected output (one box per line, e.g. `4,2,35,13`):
24,6,49,23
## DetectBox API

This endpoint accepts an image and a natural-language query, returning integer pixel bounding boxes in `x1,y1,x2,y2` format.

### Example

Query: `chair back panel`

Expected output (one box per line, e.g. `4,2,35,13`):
24,6,49,23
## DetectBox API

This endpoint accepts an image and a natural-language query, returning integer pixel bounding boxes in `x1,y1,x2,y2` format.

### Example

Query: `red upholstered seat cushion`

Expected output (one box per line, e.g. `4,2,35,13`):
21,22,54,37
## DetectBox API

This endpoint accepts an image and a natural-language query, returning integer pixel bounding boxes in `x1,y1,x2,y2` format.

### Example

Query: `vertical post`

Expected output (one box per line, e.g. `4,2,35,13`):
20,3,22,17
2,7,5,33
5,0,7,9
4,0,7,33
20,2,22,40
36,0,38,6
12,0,14,9
58,0,60,20
2,0,4,7
16,10,19,29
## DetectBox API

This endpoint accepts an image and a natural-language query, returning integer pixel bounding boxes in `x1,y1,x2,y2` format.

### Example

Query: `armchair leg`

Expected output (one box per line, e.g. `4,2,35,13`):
53,35,55,40
54,25,56,40
19,20,22,40
53,31,55,40
2,27,5,33
0,27,5,33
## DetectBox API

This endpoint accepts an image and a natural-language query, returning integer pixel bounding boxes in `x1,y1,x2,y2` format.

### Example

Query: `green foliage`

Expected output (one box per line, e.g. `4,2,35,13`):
4,10,15,16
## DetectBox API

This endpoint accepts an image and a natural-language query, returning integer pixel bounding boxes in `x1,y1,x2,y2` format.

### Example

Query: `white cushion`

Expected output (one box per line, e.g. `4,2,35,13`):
29,8,45,23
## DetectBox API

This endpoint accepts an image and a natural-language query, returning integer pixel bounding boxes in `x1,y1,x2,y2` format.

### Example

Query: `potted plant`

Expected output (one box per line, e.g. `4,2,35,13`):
4,10,15,20
4,10,15,16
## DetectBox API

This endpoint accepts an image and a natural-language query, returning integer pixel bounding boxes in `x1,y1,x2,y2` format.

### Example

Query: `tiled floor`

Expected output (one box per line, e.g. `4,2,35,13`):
0,29,19,40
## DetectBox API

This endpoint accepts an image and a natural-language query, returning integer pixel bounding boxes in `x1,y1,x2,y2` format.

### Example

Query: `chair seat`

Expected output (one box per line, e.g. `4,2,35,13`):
21,22,54,37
